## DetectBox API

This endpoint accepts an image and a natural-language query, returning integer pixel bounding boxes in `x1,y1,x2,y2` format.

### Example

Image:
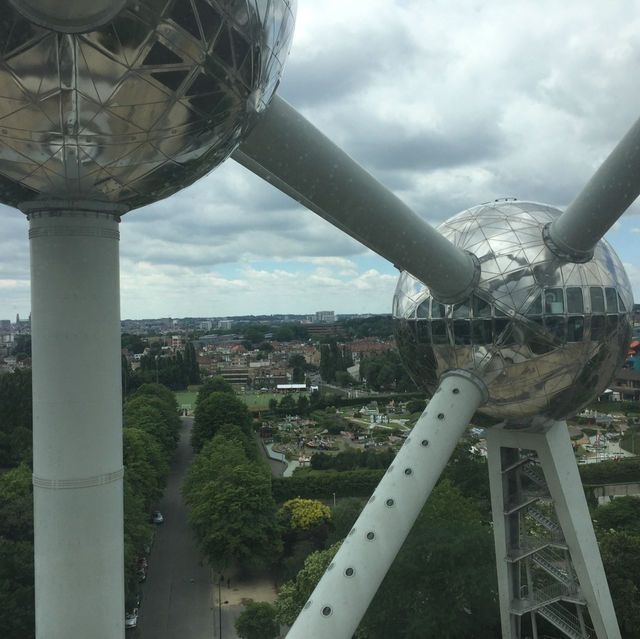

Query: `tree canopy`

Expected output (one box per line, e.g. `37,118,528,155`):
274,543,341,626
235,600,279,639
0,369,32,468
183,434,281,571
191,390,253,452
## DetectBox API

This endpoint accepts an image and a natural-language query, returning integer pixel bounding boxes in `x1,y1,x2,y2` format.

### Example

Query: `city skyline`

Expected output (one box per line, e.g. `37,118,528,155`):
1,1,640,320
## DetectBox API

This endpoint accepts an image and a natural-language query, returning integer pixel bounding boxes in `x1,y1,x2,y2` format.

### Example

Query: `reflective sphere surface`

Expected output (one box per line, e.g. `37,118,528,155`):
0,0,296,209
393,201,634,420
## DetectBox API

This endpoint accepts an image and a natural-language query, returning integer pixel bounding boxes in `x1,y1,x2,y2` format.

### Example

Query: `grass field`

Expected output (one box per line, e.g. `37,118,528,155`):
175,391,197,408
174,389,310,411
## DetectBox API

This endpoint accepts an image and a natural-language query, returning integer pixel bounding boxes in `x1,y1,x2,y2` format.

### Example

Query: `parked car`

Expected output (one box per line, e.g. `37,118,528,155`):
151,510,164,524
136,556,148,569
137,568,146,583
125,608,138,629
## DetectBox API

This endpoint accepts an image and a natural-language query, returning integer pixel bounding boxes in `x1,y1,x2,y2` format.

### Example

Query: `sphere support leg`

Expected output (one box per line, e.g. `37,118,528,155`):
287,371,487,639
486,419,621,639
26,202,125,639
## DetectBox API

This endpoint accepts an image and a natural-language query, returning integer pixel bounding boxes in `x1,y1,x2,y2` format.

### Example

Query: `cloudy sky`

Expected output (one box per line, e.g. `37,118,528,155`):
2,0,640,320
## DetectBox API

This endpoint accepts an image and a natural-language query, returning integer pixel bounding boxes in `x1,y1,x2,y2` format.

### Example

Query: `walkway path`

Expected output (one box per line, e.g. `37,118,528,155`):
133,417,279,639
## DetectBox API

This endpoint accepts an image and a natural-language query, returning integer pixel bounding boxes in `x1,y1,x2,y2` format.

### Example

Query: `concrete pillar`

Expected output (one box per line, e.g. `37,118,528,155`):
25,201,125,639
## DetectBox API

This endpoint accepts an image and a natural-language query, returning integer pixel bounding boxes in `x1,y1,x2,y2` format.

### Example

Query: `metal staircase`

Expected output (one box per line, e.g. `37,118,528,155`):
498,448,592,638
538,602,593,639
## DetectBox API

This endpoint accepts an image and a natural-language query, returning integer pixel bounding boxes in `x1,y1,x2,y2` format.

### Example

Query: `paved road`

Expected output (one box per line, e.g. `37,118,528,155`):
132,417,217,639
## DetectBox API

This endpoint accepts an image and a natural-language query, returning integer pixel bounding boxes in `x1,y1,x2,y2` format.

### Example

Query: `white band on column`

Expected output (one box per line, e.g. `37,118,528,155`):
33,467,124,490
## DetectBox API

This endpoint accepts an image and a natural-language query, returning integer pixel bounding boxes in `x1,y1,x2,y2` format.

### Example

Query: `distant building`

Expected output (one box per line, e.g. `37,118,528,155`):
315,310,335,323
307,324,341,338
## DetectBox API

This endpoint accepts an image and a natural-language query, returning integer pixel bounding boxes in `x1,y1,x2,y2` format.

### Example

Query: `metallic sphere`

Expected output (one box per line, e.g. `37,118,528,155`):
0,0,296,210
393,201,634,421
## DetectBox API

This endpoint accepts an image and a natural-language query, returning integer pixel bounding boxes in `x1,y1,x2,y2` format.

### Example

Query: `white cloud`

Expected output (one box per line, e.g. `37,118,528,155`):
2,2,640,318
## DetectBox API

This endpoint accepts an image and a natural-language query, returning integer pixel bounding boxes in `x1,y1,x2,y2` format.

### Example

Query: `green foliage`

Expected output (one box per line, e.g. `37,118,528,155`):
341,316,394,339
599,530,640,637
11,334,31,360
325,497,364,546
235,600,279,639
183,435,282,571
121,333,145,354
271,469,385,502
278,498,331,532
579,457,640,485
123,427,169,509
0,462,34,542
357,481,499,638
0,539,34,639
359,350,417,392
132,349,198,390
123,478,153,608
439,441,490,510
191,391,253,451
196,376,234,407
594,496,640,535
0,369,32,467
123,395,179,460
274,543,341,626
277,394,297,415
319,340,352,383
406,398,426,414
310,447,395,472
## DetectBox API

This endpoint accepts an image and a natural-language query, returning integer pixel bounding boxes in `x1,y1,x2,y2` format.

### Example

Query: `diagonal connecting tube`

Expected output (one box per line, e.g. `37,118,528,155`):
285,370,488,639
545,114,640,262
233,95,479,304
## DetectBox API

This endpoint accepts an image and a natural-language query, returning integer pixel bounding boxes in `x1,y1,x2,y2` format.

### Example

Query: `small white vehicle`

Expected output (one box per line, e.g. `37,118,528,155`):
125,608,138,629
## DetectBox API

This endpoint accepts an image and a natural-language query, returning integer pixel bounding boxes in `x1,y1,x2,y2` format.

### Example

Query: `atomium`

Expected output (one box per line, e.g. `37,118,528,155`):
393,200,634,420
0,0,296,210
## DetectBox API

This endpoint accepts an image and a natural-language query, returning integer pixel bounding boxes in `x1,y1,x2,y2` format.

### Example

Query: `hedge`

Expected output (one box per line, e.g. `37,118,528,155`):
578,456,640,485
272,469,385,502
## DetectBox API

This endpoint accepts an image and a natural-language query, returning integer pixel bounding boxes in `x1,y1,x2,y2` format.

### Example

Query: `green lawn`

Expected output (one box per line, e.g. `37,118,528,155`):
175,391,197,409
174,389,309,411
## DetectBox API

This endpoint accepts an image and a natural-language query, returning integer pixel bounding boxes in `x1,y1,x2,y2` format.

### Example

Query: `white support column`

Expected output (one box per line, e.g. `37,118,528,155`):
287,370,487,639
486,434,519,639
25,201,126,639
487,419,621,639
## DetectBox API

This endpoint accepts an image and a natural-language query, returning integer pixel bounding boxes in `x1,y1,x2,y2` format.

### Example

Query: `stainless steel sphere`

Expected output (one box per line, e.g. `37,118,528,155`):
0,0,296,209
393,200,634,420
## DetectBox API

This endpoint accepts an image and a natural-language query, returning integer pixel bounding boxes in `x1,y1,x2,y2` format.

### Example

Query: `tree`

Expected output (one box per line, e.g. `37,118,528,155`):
185,462,282,571
325,497,364,546
183,435,281,571
121,333,145,354
275,327,294,342
0,369,32,467
196,375,234,405
278,498,331,532
123,395,179,460
123,427,169,508
599,530,640,637
274,543,341,626
357,480,499,638
183,342,201,385
593,496,640,536
277,394,296,415
191,391,253,451
0,539,35,639
11,334,31,360
0,461,34,542
235,601,279,639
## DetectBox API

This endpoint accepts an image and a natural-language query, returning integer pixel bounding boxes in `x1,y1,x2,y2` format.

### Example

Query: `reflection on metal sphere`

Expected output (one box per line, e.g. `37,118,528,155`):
393,201,634,420
0,0,296,209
